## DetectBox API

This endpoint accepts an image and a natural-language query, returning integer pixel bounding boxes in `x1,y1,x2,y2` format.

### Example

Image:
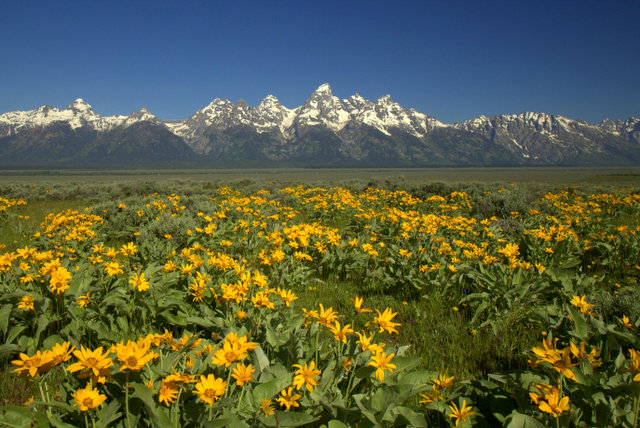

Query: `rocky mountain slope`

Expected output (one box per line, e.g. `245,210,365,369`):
1,85,638,167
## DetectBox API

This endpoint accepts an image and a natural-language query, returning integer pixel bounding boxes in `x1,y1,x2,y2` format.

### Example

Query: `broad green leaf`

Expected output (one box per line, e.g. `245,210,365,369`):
506,411,545,428
202,417,240,428
262,411,318,427
370,386,397,417
266,329,289,348
567,306,588,340
0,343,20,356
392,405,428,427
35,314,53,345
0,304,12,337
488,395,516,423
33,399,74,413
41,334,64,350
251,346,270,373
0,406,50,428
186,316,216,329
327,420,350,428
5,325,25,346
133,383,172,427
615,348,626,370
252,373,292,405
94,400,122,428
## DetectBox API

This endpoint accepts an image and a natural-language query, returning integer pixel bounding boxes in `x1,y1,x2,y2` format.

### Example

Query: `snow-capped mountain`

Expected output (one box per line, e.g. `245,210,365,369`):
0,84,638,167
0,99,160,136
457,112,640,163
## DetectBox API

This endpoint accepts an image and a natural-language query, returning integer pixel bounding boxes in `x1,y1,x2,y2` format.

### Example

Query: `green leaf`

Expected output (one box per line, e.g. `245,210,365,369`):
47,414,78,428
33,399,74,414
567,306,588,340
561,257,581,269
94,400,122,428
327,420,350,428
0,304,12,337
266,329,289,348
506,411,545,428
202,417,238,427
252,373,292,405
488,395,516,423
615,348,626,370
252,346,270,374
185,316,216,329
133,383,172,427
0,406,50,428
41,335,64,350
261,411,318,427
5,325,26,345
572,366,592,386
388,355,418,373
35,314,53,346
116,316,130,338
370,386,397,417
392,405,428,427
355,365,376,379
0,344,20,356
68,267,88,295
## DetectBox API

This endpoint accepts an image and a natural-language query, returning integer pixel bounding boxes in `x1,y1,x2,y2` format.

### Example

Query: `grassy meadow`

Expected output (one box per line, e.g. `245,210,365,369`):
1,167,639,427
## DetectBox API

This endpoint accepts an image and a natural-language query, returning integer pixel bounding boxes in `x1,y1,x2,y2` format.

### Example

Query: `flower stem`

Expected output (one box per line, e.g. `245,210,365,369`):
173,388,182,428
224,370,232,398
315,327,320,364
633,391,639,428
236,386,246,413
125,372,131,428
38,381,52,418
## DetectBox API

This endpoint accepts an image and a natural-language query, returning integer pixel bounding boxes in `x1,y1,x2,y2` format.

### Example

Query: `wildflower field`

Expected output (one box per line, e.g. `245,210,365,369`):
0,176,640,427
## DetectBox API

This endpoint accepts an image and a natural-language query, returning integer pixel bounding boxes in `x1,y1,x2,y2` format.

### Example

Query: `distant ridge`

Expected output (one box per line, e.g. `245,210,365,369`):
1,84,638,167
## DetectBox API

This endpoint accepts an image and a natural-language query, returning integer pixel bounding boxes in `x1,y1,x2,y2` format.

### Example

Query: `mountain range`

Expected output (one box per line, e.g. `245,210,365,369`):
1,83,639,167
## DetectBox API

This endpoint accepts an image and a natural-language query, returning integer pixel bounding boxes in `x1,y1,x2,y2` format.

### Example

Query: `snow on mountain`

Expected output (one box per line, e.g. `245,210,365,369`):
0,99,157,136
252,95,296,135
1,85,638,167
165,83,442,142
598,117,640,138
294,83,352,131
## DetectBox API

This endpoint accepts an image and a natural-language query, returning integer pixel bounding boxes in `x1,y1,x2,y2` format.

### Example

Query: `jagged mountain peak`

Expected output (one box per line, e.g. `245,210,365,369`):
234,99,250,109
375,94,393,104
35,104,54,113
67,98,93,113
208,98,232,107
1,85,639,167
312,83,332,95
258,94,281,107
347,93,365,102
127,107,156,121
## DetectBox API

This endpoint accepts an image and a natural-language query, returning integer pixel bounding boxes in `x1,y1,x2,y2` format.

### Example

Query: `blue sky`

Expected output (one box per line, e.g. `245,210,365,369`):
1,0,638,124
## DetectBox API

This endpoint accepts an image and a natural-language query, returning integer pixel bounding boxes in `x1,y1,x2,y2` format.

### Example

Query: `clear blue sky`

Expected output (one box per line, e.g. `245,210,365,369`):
1,0,638,124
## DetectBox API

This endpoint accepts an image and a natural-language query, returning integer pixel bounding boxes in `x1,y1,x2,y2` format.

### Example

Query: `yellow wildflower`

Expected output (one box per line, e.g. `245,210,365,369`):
292,361,321,392
231,363,255,386
368,350,396,382
72,384,107,411
277,386,302,411
194,374,226,406
373,307,401,335
448,399,475,426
